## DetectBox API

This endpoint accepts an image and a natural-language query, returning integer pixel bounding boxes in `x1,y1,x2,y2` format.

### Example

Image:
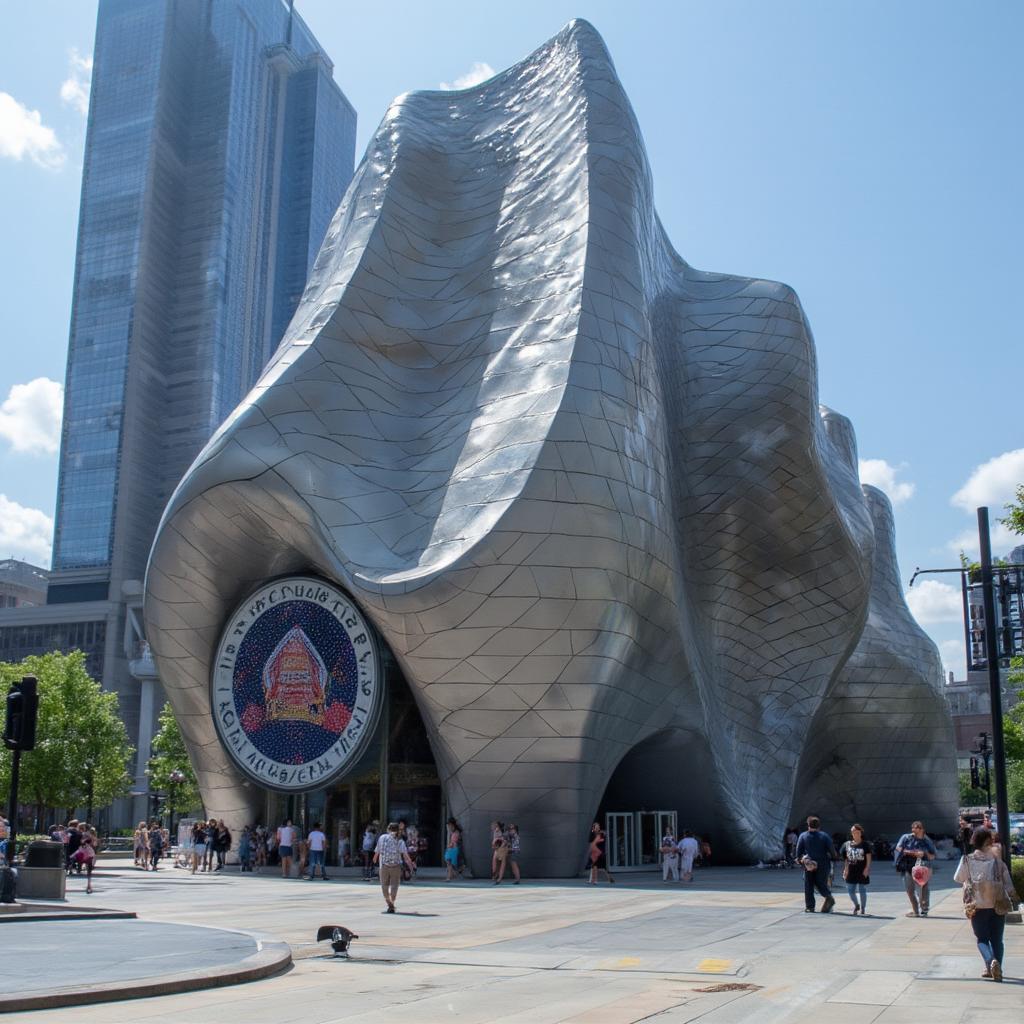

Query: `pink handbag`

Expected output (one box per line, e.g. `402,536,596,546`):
911,863,931,885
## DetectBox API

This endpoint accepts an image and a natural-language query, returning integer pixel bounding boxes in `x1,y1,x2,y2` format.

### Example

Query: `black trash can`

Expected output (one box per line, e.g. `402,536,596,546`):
24,840,64,868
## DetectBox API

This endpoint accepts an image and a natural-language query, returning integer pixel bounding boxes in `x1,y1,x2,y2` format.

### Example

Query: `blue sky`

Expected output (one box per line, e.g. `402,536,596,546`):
0,1,1021,678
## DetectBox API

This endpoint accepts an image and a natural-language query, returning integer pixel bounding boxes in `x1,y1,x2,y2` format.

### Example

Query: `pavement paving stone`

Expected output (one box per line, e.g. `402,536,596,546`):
873,1009,965,1024
787,1006,882,1023
827,971,917,1005
2,863,1021,1023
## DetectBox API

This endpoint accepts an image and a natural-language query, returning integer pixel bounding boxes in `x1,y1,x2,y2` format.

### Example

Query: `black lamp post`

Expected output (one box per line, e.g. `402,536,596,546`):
970,732,993,809
909,506,1022,871
84,762,95,824
143,768,160,822
168,769,186,839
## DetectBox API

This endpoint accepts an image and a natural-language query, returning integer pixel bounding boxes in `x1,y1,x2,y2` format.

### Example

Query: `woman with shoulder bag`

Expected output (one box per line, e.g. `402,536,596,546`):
75,825,98,894
840,823,872,915
954,827,1017,982
588,827,615,885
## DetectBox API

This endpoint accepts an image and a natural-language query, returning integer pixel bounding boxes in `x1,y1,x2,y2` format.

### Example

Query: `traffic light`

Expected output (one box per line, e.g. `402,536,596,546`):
3,676,38,752
970,756,980,790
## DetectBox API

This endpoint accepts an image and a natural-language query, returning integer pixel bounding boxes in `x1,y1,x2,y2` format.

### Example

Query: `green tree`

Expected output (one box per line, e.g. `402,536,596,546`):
1006,718,1024,763
1006,656,1024,812
0,651,134,824
959,769,989,807
1000,484,1024,537
147,702,202,818
1009,761,1024,814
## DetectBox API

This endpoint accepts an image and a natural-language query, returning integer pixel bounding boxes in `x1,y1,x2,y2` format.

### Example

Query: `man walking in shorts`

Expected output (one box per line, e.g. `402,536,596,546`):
678,830,700,882
306,822,329,880
277,818,296,878
374,822,416,913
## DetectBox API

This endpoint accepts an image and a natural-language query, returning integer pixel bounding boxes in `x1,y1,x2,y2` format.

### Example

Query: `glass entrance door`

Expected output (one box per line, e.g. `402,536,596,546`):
637,810,677,866
605,812,636,869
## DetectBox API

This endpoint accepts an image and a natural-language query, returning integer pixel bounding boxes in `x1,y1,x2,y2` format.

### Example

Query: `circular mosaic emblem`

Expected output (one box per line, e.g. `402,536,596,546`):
211,577,381,791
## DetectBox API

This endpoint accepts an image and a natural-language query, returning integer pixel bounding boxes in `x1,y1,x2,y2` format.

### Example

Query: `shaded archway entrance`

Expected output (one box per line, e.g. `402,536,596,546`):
596,727,724,868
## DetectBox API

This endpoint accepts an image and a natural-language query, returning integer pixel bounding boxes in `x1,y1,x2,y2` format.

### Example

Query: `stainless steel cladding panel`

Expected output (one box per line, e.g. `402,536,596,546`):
145,21,957,875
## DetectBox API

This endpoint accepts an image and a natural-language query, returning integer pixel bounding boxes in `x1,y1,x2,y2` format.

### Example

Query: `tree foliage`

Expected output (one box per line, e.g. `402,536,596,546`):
1009,761,1024,816
959,769,989,807
1007,656,1024,812
147,701,202,816
0,652,134,817
1000,484,1024,537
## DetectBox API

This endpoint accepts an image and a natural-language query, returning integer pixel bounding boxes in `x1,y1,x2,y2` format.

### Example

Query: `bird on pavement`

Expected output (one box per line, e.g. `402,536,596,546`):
316,924,358,957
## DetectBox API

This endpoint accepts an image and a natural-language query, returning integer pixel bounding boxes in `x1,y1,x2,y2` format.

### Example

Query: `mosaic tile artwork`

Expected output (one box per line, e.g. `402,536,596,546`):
145,20,957,873
210,577,381,791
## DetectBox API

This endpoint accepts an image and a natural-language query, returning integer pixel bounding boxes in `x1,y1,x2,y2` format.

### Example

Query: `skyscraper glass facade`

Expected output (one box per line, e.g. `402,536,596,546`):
53,2,166,571
8,0,357,827
52,0,356,578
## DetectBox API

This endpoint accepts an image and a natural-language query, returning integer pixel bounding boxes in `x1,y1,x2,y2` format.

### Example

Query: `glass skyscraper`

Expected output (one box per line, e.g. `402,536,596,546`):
53,0,356,580
0,0,356,824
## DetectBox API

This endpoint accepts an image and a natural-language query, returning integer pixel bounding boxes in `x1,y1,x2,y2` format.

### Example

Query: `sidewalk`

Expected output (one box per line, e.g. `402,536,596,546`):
2,864,1020,1022
0,916,290,1013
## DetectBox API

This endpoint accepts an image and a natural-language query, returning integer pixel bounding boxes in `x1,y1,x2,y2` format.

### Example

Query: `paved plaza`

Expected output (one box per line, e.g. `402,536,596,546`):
1,859,1021,1022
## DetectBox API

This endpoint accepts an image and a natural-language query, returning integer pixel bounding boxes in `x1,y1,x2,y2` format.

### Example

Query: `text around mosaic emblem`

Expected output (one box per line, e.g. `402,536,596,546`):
211,577,381,791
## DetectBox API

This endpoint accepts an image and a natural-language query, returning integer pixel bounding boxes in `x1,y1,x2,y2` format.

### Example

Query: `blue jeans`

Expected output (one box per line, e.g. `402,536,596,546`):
307,849,325,875
846,882,867,911
970,908,1005,966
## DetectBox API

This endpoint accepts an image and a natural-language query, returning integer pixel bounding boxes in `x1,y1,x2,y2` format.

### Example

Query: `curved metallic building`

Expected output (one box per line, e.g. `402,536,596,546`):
792,482,958,834
144,20,956,875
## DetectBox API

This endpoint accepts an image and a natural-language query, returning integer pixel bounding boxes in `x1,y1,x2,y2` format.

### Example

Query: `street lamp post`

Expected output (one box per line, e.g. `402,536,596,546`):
971,732,993,809
168,769,186,839
84,763,95,824
977,508,1012,868
909,506,1022,871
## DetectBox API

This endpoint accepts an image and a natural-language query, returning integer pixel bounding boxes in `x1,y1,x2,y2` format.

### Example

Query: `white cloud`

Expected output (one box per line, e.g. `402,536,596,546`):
0,495,53,567
60,48,93,116
439,61,496,90
939,638,966,681
905,579,962,625
946,522,1020,561
951,448,1024,513
0,91,64,169
859,458,915,505
0,377,64,455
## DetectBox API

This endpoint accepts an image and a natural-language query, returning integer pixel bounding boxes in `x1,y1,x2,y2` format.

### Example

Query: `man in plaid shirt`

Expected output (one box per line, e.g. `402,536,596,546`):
374,822,417,913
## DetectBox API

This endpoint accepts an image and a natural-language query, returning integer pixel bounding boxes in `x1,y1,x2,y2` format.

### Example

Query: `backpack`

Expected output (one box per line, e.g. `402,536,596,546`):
894,834,911,873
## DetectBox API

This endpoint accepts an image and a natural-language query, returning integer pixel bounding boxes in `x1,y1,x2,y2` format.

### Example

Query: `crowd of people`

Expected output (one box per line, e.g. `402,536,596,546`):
167,817,431,883
185,819,233,873
789,812,1018,983
30,820,102,893
132,821,170,870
